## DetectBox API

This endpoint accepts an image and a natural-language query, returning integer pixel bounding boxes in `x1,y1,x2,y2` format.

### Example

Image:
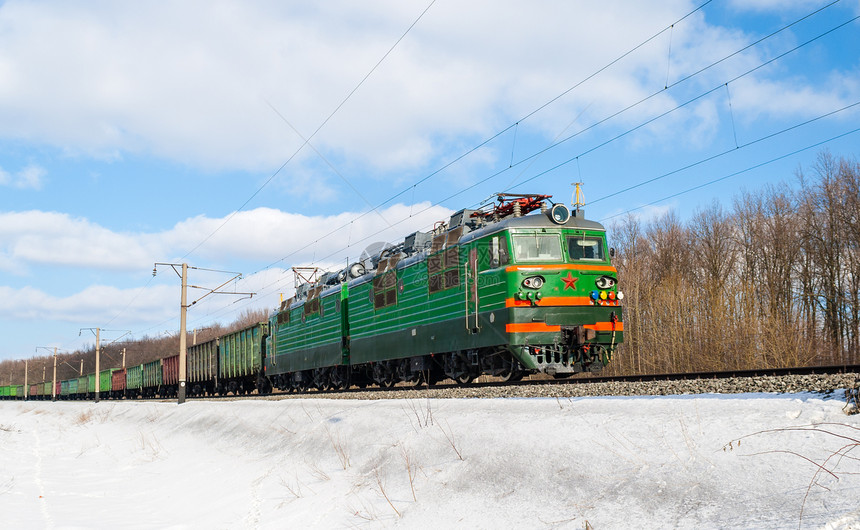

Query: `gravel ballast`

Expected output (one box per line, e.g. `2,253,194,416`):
253,372,860,401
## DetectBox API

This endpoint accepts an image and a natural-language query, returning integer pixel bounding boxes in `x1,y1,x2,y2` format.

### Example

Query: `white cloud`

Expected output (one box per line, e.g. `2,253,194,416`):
4,0,822,173
0,284,176,324
730,75,859,123
0,211,158,271
0,164,45,190
0,202,454,273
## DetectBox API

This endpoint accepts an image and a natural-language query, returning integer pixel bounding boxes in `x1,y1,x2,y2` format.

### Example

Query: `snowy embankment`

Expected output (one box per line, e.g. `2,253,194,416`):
1,393,859,529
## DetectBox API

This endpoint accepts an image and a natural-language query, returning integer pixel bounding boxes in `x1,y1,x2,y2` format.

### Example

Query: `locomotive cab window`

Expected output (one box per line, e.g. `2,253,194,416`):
487,235,510,269
567,236,605,261
511,233,562,262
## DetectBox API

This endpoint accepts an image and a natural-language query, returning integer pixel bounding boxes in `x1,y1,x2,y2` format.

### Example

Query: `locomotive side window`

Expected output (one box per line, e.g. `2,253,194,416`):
428,245,460,293
373,270,397,309
567,236,605,261
512,234,562,262
487,235,510,269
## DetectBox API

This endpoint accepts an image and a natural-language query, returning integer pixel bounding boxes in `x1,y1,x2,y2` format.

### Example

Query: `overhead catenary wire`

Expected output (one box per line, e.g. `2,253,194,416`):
505,13,860,193
176,8,860,329
503,7,857,191
193,97,860,329
598,126,860,223
235,0,747,280
131,1,853,335
179,0,437,261
263,0,719,258
588,100,860,205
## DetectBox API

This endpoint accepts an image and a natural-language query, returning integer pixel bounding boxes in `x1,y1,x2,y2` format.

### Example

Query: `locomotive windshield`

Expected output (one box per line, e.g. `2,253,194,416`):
567,235,605,261
511,233,563,262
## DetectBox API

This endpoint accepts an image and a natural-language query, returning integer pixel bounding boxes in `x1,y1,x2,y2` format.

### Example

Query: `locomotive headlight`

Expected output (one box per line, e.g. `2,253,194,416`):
522,276,545,289
599,291,608,300
595,276,617,289
590,290,599,300
548,203,571,224
617,291,624,300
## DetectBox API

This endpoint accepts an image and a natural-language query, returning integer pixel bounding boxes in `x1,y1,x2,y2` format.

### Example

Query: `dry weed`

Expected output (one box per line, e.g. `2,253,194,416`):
438,420,464,461
309,462,330,482
400,445,418,501
326,427,350,470
374,468,401,518
74,409,94,425
724,422,860,528
403,399,434,432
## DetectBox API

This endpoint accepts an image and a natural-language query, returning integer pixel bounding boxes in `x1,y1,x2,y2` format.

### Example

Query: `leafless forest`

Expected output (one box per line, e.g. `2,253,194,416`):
4,152,859,385
606,152,860,375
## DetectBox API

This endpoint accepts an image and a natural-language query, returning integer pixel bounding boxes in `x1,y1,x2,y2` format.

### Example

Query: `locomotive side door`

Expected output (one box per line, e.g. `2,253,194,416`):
465,246,480,333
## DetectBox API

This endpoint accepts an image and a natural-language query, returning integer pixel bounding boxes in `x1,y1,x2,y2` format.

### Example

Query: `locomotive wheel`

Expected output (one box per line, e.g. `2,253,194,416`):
330,367,350,390
499,366,525,382
313,368,331,391
455,372,474,385
411,370,426,388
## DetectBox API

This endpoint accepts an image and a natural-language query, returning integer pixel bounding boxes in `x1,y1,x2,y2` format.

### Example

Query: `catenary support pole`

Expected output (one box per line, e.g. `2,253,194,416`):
52,347,57,401
95,327,100,403
178,263,188,404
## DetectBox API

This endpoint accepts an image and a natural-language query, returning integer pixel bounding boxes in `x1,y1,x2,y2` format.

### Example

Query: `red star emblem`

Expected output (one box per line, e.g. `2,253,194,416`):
562,272,578,290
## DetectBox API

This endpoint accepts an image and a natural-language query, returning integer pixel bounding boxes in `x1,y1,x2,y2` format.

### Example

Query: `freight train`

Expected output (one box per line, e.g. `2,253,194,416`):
1,193,624,400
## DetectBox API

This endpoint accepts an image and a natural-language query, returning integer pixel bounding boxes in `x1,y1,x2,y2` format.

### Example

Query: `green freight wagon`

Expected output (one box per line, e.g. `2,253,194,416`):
126,364,143,398
75,376,88,399
188,338,218,396
218,322,268,395
141,360,162,397
87,369,113,398
0,385,9,399
62,379,74,398
100,369,113,397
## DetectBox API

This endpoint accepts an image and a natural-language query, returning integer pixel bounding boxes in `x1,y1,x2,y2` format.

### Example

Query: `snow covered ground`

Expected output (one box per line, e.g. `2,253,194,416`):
1,392,859,529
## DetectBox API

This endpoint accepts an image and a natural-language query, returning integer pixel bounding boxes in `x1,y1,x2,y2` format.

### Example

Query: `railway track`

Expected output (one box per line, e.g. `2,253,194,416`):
182,364,860,401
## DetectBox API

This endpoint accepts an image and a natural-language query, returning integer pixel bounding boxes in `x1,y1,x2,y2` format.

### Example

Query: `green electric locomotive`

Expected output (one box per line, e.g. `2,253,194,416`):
266,193,623,391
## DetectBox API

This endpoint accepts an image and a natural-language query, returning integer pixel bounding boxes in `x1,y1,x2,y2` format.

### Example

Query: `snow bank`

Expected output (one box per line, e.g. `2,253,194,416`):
1,393,859,529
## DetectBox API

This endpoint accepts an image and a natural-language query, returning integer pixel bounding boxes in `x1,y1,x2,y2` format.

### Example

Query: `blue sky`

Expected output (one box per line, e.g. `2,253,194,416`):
1,0,858,362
